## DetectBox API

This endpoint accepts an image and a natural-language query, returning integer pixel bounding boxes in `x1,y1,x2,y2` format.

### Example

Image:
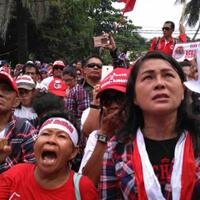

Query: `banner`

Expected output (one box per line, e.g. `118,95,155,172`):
172,41,200,62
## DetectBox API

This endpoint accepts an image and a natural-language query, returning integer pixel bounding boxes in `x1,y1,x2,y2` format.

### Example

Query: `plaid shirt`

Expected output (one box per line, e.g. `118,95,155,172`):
0,115,37,173
65,84,90,128
82,80,94,102
99,135,200,200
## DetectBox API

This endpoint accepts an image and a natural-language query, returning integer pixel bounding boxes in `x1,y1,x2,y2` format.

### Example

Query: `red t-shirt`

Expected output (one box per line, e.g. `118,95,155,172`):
0,163,98,200
149,34,187,56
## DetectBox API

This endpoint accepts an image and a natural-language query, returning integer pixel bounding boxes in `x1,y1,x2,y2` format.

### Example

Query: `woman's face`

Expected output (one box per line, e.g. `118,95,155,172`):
34,128,77,176
134,58,184,115
18,88,34,107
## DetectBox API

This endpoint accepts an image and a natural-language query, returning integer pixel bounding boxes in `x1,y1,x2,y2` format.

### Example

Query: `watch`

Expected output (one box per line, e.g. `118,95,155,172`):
90,104,100,109
97,134,108,143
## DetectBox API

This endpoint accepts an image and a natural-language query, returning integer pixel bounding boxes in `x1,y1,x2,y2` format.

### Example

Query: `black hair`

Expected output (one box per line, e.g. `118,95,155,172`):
63,66,77,78
32,91,77,129
164,21,175,30
32,91,65,118
179,60,192,68
117,51,200,155
22,62,39,75
83,54,104,67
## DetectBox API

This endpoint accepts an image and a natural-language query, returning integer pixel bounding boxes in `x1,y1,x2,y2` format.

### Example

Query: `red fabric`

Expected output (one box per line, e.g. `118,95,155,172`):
122,0,136,13
132,139,148,200
132,133,196,200
180,133,196,200
0,163,98,200
149,34,187,56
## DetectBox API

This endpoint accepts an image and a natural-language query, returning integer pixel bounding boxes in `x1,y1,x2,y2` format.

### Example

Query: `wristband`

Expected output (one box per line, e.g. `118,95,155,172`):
96,134,108,143
90,104,100,109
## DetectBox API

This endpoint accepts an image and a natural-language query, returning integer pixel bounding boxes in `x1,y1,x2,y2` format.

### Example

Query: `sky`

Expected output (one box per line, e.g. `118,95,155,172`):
113,0,199,40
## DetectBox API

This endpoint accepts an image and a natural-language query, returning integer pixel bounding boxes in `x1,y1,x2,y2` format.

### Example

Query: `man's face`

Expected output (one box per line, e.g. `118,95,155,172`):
53,66,63,78
0,82,18,113
162,22,174,38
25,66,37,82
62,74,76,89
84,57,102,81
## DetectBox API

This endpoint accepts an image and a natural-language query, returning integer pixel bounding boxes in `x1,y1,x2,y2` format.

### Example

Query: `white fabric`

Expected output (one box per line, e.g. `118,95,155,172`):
40,76,53,90
0,128,6,138
80,107,90,131
14,106,38,120
39,117,78,146
171,133,186,200
78,130,98,174
136,129,187,200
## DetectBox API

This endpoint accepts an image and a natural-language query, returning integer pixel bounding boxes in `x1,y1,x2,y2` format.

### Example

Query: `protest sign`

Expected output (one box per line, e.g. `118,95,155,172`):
172,41,200,62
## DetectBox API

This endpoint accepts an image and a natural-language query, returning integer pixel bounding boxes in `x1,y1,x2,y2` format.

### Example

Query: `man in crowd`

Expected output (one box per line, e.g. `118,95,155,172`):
22,61,39,84
64,66,90,128
82,55,102,101
40,60,65,90
149,21,186,55
0,71,36,173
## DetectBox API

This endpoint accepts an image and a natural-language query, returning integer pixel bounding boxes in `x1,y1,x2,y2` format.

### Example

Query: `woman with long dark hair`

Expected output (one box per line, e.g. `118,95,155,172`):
99,51,200,200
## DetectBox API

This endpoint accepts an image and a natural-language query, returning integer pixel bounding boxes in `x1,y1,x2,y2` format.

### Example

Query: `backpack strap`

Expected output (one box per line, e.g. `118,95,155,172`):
155,37,160,50
73,172,82,200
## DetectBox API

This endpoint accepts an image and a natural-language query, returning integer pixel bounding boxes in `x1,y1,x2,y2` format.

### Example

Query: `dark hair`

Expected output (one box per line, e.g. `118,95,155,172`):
32,91,65,118
83,55,104,67
117,51,200,155
22,62,39,75
63,66,76,78
179,60,192,68
164,21,175,30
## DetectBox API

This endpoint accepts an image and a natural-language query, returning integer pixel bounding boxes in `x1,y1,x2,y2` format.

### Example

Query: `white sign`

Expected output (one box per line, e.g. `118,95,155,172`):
172,41,200,62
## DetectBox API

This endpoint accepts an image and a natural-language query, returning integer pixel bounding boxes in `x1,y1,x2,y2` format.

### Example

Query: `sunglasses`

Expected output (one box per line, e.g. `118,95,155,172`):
162,27,171,31
54,66,63,70
86,63,103,69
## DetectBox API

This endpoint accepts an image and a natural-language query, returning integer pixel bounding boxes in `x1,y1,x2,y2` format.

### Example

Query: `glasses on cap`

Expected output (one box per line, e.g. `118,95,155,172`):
162,27,171,31
86,63,102,69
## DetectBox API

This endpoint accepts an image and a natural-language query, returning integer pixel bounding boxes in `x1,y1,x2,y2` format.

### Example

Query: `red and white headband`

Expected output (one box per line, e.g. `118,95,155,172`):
39,117,78,146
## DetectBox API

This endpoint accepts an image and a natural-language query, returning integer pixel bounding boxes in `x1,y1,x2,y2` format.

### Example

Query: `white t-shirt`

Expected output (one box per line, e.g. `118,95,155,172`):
40,76,54,90
0,128,6,138
80,107,91,131
78,130,98,174
14,106,37,120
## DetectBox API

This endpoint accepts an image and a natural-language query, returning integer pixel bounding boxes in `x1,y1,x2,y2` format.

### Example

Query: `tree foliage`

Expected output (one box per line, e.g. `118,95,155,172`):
0,0,148,64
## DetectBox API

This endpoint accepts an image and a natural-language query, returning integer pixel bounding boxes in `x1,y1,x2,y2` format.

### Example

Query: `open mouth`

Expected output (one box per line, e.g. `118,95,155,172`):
41,150,57,165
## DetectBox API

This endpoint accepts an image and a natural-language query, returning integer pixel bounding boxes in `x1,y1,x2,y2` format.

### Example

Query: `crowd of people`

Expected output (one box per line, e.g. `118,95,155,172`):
0,20,200,199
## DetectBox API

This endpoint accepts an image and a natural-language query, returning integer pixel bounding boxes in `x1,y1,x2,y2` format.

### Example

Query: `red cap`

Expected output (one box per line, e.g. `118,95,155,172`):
48,78,67,97
0,71,18,93
97,68,130,98
53,60,65,68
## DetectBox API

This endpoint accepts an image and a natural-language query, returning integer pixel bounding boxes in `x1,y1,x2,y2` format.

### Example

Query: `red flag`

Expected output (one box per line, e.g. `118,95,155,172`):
122,0,136,13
